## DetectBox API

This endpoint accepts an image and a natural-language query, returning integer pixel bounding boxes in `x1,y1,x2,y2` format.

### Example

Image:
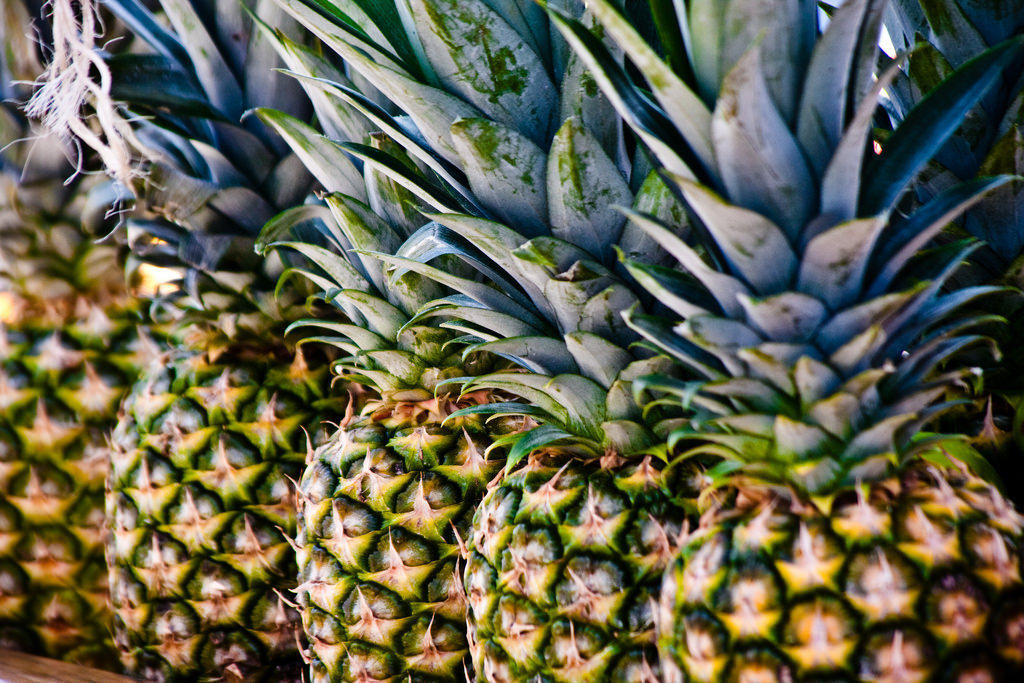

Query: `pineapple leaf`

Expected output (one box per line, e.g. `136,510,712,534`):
617,172,690,267
796,0,886,175
547,117,633,265
370,252,548,331
273,205,351,255
684,0,727,104
772,416,835,463
106,54,223,120
616,206,748,316
450,117,549,238
736,292,827,342
914,433,1004,491
793,356,842,406
280,0,477,165
271,0,407,71
333,290,407,339
861,35,1024,214
543,374,609,435
268,241,370,292
868,176,1016,297
255,109,366,199
339,141,466,213
321,194,405,297
884,286,1006,362
470,336,579,375
815,286,922,355
398,221,532,302
545,2,704,182
703,377,790,414
619,256,714,319
246,0,311,121
682,315,763,376
712,45,815,238
839,413,913,465
462,373,571,422
102,0,191,67
408,296,543,337
672,177,798,295
259,29,375,143
407,0,557,145
422,213,551,306
807,393,861,440
306,0,409,63
721,0,817,124
820,54,906,220
286,319,388,351
797,215,887,311
563,331,634,389
577,281,641,344
876,243,982,353
917,0,989,68
475,0,550,60
623,308,725,380
158,0,244,119
280,72,481,211
504,424,577,472
583,0,716,178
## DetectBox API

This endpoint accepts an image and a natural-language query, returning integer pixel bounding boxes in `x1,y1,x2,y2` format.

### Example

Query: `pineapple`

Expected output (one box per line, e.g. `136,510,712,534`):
259,0,697,678
553,0,1024,680
0,0,155,668
882,0,1024,505
28,0,344,679
255,145,513,681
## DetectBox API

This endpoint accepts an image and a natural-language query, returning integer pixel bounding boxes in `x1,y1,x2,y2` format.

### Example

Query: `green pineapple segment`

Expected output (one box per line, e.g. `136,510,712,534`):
0,1,155,666
465,452,685,683
553,0,1024,680
108,348,334,682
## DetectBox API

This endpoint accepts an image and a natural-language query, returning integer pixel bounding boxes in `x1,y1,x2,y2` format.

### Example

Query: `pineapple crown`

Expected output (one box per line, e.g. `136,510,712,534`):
258,0,694,463
27,0,322,344
883,0,1024,276
548,0,1024,499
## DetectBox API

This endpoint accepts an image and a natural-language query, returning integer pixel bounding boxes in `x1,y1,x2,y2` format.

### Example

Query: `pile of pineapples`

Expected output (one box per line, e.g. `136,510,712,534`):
2,0,1024,681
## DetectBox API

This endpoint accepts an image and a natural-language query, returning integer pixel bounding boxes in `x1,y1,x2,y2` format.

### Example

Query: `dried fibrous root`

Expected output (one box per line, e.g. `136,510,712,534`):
24,0,146,191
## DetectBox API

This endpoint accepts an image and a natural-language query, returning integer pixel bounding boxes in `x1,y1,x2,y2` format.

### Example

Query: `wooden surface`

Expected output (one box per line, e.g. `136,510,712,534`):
0,650,138,683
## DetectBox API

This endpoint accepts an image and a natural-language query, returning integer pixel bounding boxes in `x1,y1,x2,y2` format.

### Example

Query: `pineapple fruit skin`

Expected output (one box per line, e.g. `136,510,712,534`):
1,101,153,667
0,296,151,669
465,453,687,683
107,348,341,682
659,461,1024,683
297,397,508,683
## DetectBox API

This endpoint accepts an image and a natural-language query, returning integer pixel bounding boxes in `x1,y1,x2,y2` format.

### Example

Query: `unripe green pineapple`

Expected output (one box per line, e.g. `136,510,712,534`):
297,388,507,683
